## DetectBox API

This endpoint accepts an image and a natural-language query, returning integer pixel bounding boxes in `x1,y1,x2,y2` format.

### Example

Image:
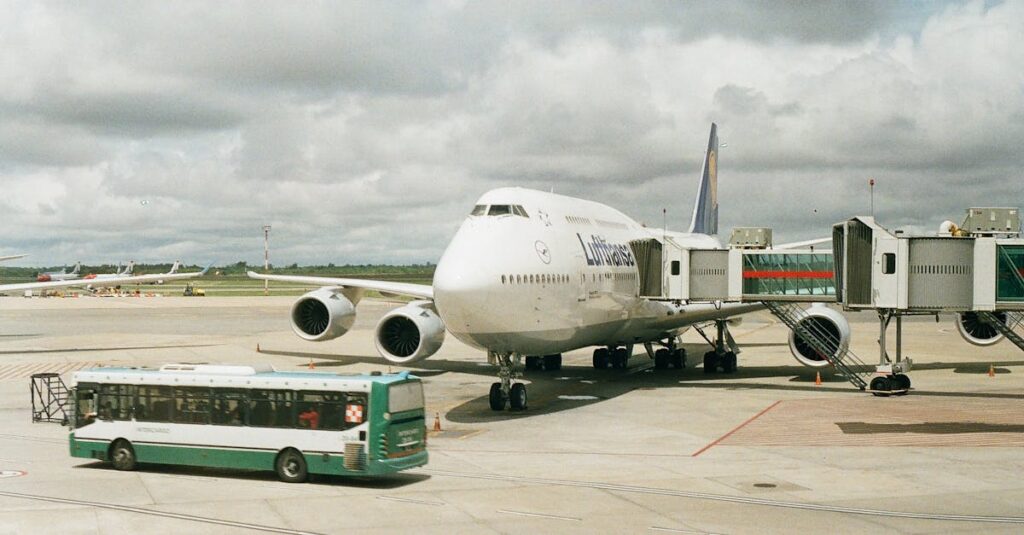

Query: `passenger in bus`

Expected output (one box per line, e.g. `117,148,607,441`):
298,404,320,430
98,401,113,420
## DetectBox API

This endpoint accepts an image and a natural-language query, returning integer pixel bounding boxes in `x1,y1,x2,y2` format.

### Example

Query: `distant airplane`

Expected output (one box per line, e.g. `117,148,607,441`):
83,261,134,281
37,262,81,282
0,254,27,262
0,263,212,295
251,124,849,411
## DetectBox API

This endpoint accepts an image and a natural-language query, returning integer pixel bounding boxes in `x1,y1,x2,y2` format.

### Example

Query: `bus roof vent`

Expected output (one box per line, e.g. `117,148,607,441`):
158,363,275,375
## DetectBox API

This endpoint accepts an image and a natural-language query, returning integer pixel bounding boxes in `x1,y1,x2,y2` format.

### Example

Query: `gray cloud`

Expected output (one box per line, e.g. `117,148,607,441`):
1,0,1021,266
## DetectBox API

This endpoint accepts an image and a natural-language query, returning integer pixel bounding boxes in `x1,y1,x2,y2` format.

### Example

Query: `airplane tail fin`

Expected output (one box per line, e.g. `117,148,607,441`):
70,262,81,275
687,123,719,235
168,261,180,274
124,261,134,275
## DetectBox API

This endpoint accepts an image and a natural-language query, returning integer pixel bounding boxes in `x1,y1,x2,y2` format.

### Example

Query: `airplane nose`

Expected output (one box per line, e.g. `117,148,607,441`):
433,221,504,337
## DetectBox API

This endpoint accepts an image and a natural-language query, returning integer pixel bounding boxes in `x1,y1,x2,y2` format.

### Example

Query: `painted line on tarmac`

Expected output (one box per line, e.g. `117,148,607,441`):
422,469,1024,525
649,527,706,534
690,400,782,457
377,495,445,506
0,490,324,535
497,509,581,522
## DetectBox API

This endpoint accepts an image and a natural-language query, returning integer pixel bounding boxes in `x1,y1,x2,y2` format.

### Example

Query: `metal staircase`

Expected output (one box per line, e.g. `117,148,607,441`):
31,372,70,424
978,311,1024,352
762,301,871,390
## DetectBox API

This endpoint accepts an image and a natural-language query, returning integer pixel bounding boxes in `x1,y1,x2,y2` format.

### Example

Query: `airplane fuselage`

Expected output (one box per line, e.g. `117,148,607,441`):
433,187,759,355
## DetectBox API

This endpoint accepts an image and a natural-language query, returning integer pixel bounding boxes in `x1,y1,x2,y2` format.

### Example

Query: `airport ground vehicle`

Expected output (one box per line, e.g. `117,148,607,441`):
183,282,205,296
68,365,427,482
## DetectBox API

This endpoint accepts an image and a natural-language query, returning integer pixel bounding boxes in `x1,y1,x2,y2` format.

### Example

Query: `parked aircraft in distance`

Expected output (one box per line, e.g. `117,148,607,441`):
0,263,212,296
0,254,27,263
37,262,81,282
251,124,851,411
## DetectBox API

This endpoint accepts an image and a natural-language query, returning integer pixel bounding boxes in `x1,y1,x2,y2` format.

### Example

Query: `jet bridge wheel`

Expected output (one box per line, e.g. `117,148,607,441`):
869,376,893,397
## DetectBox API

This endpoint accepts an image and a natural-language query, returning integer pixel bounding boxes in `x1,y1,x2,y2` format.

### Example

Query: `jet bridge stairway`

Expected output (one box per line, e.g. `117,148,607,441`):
762,301,871,391
978,311,1024,353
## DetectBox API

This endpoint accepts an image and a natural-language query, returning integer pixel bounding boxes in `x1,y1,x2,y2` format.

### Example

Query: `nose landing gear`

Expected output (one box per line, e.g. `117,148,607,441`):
488,352,528,411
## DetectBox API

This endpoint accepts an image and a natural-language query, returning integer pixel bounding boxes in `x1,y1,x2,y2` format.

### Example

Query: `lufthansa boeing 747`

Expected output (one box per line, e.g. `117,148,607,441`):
250,124,851,410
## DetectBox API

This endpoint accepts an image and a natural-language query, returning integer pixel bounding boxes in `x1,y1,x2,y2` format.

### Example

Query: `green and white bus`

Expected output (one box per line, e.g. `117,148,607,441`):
69,364,427,482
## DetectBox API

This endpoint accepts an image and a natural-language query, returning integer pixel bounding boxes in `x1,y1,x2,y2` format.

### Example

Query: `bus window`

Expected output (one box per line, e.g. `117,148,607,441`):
294,391,347,431
211,389,247,426
389,382,424,413
98,384,133,421
174,387,211,424
250,390,294,428
136,385,173,422
75,386,97,428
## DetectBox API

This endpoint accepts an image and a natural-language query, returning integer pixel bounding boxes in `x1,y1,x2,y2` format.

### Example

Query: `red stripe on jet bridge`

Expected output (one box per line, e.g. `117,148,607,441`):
743,271,834,279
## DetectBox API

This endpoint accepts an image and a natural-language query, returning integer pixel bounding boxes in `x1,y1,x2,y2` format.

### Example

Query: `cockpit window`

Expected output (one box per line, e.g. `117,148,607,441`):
512,205,529,217
471,205,487,216
488,205,512,216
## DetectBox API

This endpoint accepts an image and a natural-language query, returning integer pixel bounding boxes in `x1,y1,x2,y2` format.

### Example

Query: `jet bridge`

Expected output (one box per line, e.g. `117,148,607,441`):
633,209,1024,395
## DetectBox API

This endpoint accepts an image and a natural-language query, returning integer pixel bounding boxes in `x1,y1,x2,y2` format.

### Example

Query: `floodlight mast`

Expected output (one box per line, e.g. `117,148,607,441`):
263,225,272,296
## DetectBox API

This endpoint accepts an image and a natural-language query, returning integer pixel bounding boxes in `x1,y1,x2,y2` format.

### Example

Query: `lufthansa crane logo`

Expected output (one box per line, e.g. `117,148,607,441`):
535,241,551,264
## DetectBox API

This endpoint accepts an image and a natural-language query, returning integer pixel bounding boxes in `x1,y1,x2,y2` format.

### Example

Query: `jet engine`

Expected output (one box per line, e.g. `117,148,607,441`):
374,300,446,365
788,305,851,368
290,289,357,342
955,311,1005,346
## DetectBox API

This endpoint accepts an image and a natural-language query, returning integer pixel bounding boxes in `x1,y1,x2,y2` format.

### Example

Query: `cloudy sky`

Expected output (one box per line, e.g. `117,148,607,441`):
1,0,1022,267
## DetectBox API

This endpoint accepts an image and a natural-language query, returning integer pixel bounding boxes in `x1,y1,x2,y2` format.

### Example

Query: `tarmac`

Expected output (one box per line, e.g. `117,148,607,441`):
1,295,1023,534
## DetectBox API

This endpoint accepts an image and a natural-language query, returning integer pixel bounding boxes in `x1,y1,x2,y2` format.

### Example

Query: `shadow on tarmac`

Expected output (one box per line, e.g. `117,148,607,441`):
258,345,1024,422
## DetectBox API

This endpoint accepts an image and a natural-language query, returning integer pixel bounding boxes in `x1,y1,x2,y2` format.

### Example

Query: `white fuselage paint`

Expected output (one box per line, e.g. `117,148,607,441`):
433,187,761,355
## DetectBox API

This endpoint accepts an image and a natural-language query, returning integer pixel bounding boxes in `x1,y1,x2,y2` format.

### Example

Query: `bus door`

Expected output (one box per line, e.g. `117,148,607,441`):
73,383,99,428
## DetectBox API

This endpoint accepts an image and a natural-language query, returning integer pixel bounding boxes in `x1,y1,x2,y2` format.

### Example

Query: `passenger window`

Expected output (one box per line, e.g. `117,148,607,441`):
882,253,896,274
98,384,133,421
471,205,487,216
136,385,173,422
173,387,211,424
488,205,511,216
249,390,294,428
211,389,247,426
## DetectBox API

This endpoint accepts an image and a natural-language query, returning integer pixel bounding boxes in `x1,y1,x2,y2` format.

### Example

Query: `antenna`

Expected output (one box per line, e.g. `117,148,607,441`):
662,208,667,242
869,178,875,217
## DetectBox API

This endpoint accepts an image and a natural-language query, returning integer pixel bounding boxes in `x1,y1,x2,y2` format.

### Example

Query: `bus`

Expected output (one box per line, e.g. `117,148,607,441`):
68,364,427,482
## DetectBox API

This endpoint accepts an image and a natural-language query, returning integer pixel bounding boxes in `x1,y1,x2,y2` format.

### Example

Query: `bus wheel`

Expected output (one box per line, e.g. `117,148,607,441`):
275,449,308,483
110,439,137,471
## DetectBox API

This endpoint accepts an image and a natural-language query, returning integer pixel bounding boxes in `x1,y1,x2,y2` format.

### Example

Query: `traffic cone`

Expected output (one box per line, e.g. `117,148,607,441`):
308,358,315,370
256,343,260,353
433,412,441,432
989,364,995,377
815,371,822,386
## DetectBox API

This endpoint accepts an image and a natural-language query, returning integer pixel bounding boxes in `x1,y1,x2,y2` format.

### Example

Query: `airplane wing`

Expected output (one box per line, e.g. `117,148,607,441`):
247,271,434,300
0,264,212,295
775,237,831,249
0,254,27,262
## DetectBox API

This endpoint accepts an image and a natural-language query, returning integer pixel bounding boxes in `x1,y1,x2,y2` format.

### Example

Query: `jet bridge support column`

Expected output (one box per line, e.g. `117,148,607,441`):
872,310,912,395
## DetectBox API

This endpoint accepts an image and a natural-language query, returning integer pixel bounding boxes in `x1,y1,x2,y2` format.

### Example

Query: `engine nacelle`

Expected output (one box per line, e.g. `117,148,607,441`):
788,304,851,368
290,289,357,342
955,312,1005,346
374,300,445,365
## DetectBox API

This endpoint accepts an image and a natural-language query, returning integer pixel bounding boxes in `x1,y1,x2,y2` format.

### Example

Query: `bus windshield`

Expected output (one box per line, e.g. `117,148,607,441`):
389,382,424,413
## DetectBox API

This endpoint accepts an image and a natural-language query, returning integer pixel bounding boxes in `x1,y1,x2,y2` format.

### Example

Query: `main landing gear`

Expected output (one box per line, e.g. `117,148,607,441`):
524,354,562,371
591,345,633,369
695,320,739,374
488,352,528,411
644,339,686,370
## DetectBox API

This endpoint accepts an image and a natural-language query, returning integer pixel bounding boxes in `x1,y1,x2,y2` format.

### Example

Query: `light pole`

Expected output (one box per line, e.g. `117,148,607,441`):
869,178,875,217
263,225,271,296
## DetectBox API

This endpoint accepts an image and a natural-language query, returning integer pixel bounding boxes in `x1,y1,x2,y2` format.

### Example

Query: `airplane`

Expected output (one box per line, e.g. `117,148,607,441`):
83,261,133,281
36,262,81,282
250,123,861,412
0,263,213,296
0,254,27,263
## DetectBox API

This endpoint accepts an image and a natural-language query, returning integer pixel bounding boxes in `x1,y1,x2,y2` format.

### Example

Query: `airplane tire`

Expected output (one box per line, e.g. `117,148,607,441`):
703,351,719,374
543,354,562,371
525,357,541,371
592,349,610,369
672,349,686,369
654,349,670,370
722,352,737,373
489,383,506,411
612,348,629,369
509,383,527,410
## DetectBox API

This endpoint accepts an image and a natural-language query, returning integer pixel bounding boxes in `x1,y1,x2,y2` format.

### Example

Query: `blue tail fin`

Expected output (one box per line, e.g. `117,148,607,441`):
687,123,719,235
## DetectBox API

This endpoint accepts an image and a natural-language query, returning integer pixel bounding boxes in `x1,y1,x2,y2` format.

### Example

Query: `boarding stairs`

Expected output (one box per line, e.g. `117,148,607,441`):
762,301,871,390
31,372,70,424
977,311,1024,353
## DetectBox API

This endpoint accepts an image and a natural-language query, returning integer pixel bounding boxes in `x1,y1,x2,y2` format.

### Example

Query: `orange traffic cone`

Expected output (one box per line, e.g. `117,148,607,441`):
256,343,260,353
433,412,441,432
989,364,995,378
815,371,822,386
308,358,315,370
